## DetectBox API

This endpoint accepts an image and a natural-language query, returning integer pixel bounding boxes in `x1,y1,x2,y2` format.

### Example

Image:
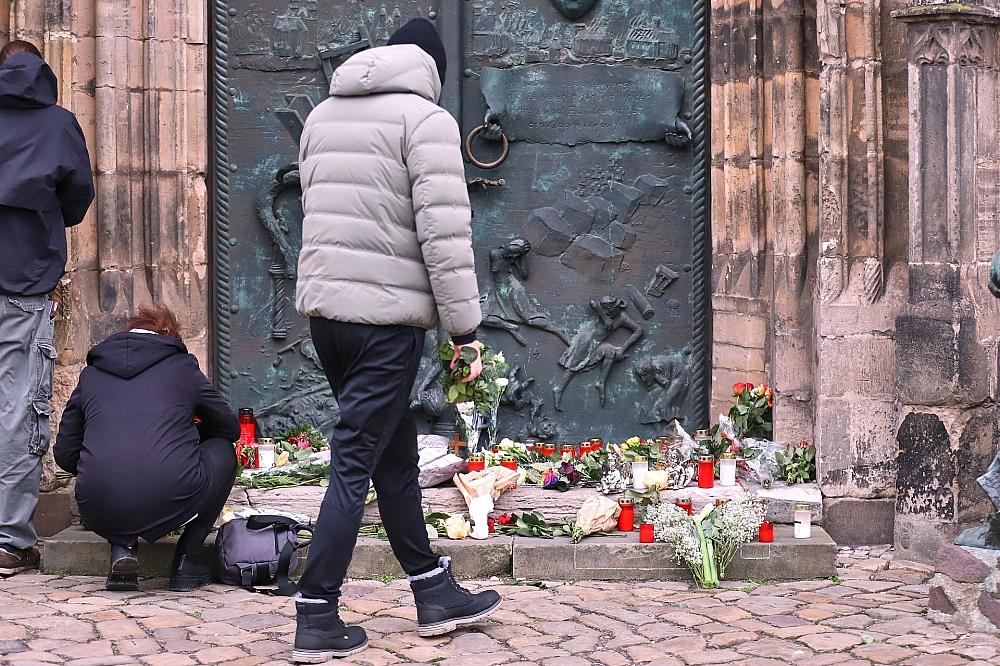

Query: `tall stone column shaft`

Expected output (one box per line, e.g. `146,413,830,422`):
892,0,1000,561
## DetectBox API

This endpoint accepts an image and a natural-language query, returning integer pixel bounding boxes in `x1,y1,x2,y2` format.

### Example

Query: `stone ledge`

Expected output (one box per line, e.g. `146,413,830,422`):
513,525,836,581
229,480,823,527
42,525,835,582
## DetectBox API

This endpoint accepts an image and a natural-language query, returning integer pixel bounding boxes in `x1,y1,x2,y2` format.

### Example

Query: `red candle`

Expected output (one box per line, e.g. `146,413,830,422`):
639,523,655,543
540,445,557,458
618,500,635,532
560,444,576,459
467,454,485,473
488,517,496,534
675,498,693,515
238,408,256,444
500,458,518,471
697,455,715,489
758,521,774,543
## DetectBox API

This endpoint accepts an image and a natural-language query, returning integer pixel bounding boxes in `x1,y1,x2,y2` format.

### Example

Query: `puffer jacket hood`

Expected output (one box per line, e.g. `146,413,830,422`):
87,332,187,379
0,52,57,108
329,44,441,103
296,46,480,338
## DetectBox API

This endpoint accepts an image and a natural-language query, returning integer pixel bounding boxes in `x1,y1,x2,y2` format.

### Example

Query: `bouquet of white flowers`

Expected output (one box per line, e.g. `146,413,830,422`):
437,341,509,451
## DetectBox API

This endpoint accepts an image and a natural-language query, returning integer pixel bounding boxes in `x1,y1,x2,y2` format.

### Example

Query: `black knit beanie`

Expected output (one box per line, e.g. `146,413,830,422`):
387,18,447,86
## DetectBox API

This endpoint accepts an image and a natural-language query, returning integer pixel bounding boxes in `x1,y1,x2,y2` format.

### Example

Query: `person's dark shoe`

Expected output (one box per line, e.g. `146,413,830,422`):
168,549,212,592
106,541,139,591
409,556,501,637
0,546,39,577
292,601,368,662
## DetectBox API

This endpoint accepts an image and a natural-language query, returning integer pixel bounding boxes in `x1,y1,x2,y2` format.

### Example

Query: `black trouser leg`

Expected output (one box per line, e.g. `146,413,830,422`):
296,319,438,603
176,437,237,554
373,409,439,577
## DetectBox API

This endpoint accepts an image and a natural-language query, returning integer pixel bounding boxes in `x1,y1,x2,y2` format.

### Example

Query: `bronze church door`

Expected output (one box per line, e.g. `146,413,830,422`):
211,0,710,441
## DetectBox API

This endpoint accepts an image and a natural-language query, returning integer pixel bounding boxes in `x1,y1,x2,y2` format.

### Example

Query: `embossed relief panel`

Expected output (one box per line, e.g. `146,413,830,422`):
213,0,710,440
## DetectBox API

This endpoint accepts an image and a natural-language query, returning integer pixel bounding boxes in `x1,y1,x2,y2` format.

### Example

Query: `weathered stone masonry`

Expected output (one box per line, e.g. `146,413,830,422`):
4,0,1000,561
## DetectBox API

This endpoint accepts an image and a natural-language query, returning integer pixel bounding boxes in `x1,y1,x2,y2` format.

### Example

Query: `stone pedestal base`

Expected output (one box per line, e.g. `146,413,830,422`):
928,544,1000,633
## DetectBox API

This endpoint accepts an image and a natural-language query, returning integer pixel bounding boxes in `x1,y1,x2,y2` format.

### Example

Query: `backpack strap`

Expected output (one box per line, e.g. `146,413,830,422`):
240,518,313,597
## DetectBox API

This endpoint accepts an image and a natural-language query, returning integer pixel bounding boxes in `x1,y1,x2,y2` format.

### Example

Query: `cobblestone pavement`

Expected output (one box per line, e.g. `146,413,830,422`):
1,547,998,666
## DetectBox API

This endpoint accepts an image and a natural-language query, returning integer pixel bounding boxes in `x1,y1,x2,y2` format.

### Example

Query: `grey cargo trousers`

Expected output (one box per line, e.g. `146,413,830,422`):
0,295,55,551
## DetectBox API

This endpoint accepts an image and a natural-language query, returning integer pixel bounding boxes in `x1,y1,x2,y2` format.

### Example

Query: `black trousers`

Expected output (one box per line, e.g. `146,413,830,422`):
297,319,439,602
105,437,236,551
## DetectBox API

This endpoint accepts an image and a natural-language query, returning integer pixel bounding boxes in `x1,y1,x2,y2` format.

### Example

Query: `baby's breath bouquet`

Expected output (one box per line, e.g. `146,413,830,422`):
647,495,766,588
437,341,509,451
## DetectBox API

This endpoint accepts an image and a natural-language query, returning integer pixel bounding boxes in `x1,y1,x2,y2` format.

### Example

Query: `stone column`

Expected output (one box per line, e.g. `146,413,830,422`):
2,0,209,500
892,0,1000,562
813,0,906,545
709,0,819,436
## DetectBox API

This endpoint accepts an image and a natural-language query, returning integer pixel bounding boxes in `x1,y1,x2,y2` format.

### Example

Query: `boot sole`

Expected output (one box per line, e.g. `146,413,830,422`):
0,564,37,577
107,555,139,591
417,596,502,637
168,575,211,592
291,639,369,662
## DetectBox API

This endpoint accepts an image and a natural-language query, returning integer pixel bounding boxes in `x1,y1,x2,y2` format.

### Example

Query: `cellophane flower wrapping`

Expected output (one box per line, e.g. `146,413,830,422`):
574,495,621,540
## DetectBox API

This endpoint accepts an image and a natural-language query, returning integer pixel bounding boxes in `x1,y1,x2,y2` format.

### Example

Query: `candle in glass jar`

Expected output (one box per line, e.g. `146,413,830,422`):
500,455,518,471
631,458,649,491
540,444,557,458
238,408,256,444
675,497,693,515
719,452,737,486
639,523,655,543
793,503,812,539
618,499,635,532
488,516,496,534
560,444,576,459
467,453,485,473
758,520,774,543
589,437,603,452
697,454,715,489
257,438,276,470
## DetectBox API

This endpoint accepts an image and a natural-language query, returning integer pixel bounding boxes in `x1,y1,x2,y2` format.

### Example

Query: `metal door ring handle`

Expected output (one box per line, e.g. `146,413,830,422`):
465,124,509,170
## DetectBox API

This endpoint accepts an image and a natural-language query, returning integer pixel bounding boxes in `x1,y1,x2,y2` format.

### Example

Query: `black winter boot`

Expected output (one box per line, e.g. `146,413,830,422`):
293,601,368,662
409,556,501,636
168,548,212,592
106,541,139,592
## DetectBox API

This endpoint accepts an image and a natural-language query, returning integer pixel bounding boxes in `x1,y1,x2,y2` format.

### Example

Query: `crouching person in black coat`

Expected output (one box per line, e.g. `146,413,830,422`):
54,305,239,592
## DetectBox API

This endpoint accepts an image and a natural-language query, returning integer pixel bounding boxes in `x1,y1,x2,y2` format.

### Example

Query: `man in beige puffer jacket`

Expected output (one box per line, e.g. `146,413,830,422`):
291,19,501,663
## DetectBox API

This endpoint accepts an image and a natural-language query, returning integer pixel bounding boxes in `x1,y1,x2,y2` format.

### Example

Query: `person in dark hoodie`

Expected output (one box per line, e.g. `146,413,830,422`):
0,40,95,577
54,306,239,592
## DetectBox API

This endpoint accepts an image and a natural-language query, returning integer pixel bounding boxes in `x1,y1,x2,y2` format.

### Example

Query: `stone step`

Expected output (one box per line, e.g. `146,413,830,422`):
229,481,822,527
41,524,836,582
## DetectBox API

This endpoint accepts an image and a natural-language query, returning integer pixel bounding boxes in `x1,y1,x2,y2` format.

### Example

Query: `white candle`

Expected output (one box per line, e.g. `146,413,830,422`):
719,453,737,486
793,503,812,539
257,439,276,470
632,459,649,491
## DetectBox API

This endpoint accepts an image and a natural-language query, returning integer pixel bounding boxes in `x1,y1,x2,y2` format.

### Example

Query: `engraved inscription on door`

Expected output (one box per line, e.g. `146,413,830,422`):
213,0,710,441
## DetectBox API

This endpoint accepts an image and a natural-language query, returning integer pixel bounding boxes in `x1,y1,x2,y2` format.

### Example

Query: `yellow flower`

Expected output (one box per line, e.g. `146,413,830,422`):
275,451,290,468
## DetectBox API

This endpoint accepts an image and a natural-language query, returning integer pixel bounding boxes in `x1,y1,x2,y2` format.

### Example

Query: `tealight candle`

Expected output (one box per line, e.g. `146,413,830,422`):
257,438,276,470
719,452,737,486
631,458,649,491
697,454,715,489
639,523,655,543
793,503,812,539
758,521,774,543
618,499,635,532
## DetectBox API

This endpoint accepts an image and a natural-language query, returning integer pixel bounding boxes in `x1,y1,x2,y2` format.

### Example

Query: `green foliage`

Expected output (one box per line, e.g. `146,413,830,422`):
775,441,816,484
437,340,508,414
495,511,571,539
727,385,774,439
238,462,330,489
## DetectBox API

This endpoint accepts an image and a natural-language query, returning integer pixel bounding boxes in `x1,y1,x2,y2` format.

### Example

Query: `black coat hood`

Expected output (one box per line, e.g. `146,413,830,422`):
0,52,57,108
87,332,187,379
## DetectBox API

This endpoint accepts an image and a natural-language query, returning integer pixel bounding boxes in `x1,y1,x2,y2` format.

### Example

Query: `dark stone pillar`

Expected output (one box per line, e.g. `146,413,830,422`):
892,0,1000,562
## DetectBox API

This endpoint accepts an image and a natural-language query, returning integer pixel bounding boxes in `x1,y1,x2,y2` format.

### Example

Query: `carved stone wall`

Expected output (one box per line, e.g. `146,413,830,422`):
1,0,209,492
891,2,1000,562
709,0,820,442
